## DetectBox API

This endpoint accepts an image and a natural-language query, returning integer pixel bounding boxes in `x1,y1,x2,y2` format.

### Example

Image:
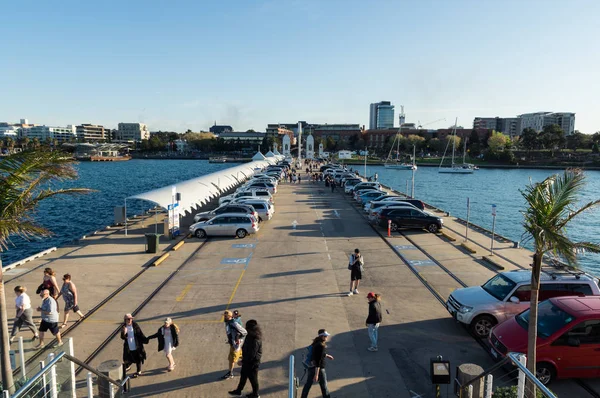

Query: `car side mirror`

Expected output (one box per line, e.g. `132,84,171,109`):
509,296,520,304
208,221,213,225
567,337,580,347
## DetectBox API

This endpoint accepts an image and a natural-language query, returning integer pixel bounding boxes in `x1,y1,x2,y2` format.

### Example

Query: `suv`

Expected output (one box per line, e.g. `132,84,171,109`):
194,204,258,223
377,207,443,233
490,296,600,385
350,182,381,194
232,199,274,221
447,268,600,338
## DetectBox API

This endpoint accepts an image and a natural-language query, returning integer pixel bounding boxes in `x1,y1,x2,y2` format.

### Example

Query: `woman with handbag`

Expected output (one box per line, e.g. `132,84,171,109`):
347,248,364,296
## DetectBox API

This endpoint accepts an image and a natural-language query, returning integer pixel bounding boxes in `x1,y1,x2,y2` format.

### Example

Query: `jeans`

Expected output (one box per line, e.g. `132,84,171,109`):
368,323,379,348
301,367,330,398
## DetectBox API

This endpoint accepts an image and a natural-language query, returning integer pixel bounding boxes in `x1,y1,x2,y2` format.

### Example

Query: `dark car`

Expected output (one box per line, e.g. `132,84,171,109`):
377,208,443,233
194,204,258,223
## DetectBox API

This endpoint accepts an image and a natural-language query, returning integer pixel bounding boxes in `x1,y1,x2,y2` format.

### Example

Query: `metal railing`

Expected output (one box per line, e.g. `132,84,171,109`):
288,355,298,398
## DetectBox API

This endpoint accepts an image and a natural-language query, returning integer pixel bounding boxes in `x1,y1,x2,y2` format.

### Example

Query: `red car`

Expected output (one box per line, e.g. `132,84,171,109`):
489,296,600,385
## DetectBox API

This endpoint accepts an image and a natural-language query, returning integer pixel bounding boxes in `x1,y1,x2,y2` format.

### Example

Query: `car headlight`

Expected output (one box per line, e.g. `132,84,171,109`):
458,305,473,314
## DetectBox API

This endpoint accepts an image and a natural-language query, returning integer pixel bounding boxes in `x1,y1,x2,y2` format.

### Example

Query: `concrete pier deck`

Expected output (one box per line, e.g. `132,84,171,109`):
3,179,599,397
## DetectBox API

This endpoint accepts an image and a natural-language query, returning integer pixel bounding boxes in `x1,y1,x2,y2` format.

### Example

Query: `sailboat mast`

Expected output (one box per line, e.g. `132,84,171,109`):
462,138,467,164
451,118,458,165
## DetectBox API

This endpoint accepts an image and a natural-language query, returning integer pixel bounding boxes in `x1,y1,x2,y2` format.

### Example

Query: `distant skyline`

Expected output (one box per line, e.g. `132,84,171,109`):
1,1,599,133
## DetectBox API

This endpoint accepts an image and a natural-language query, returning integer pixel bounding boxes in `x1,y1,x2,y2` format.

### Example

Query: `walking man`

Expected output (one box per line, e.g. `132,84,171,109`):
35,289,62,349
366,292,382,351
330,179,335,193
347,248,364,296
222,310,248,379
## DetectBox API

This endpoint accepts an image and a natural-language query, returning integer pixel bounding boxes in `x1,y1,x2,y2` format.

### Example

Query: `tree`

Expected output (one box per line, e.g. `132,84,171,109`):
427,138,445,154
520,128,539,151
0,150,92,392
520,169,600,394
487,131,509,155
406,134,426,151
566,131,591,151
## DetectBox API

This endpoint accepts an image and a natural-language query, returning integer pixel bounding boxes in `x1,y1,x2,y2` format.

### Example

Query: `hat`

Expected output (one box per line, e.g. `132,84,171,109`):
233,310,240,317
318,329,330,337
164,317,172,324
223,310,233,317
124,313,133,319
367,292,376,299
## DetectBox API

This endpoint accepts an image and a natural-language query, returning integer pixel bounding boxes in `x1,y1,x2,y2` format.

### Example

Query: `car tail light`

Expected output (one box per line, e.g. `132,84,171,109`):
378,214,386,219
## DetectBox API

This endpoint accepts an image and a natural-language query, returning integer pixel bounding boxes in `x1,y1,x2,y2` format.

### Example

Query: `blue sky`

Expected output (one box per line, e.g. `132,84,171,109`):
1,0,599,133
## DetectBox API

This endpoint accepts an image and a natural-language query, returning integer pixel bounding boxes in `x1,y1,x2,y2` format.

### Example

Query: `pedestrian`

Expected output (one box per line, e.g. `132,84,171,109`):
366,292,382,351
292,174,297,184
330,179,336,193
347,248,364,296
10,286,38,343
228,319,262,397
298,174,302,184
221,310,248,380
324,176,329,187
300,329,334,398
120,313,148,378
289,174,293,183
35,289,62,349
57,274,85,328
233,310,243,327
39,268,60,311
374,173,378,182
148,317,180,371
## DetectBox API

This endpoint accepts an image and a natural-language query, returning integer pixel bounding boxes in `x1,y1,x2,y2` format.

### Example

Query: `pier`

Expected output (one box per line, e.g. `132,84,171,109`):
3,177,600,397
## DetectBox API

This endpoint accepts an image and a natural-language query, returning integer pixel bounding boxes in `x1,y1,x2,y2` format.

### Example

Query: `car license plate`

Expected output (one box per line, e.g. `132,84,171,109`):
490,347,498,359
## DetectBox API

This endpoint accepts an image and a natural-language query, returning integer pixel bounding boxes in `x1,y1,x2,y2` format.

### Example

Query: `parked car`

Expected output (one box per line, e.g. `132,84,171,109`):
241,181,276,195
447,269,600,338
344,179,363,193
350,182,381,194
353,188,380,201
489,296,600,385
368,203,418,221
193,204,258,223
232,199,274,221
189,213,259,239
377,207,443,233
219,189,273,205
356,190,386,204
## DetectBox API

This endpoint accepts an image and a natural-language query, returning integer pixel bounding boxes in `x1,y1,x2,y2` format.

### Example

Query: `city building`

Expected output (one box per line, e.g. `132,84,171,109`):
369,101,395,129
116,123,150,142
518,112,575,135
20,125,77,143
312,124,362,145
473,117,521,137
218,131,266,144
265,124,295,144
0,123,19,138
209,124,233,136
76,124,106,142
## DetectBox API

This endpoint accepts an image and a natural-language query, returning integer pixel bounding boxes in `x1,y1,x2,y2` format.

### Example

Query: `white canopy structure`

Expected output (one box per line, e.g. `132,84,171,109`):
252,151,267,161
127,160,274,215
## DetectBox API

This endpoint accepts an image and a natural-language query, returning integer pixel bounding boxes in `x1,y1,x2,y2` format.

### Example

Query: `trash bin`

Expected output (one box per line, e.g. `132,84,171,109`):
145,233,161,253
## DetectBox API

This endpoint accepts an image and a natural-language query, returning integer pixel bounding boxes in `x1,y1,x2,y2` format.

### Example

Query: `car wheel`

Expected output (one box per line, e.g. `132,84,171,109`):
236,229,247,238
536,362,556,385
390,222,399,232
195,229,206,239
470,315,496,338
427,223,439,233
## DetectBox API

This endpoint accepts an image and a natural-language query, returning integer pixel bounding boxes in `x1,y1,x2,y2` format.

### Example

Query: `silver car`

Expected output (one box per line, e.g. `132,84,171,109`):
189,213,259,239
232,198,274,221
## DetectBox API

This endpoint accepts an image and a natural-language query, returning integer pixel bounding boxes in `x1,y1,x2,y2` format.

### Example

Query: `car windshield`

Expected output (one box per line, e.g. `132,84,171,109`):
481,274,517,301
515,300,576,338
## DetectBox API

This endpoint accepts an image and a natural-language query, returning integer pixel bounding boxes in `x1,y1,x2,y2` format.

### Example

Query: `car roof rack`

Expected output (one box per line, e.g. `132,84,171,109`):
540,264,586,280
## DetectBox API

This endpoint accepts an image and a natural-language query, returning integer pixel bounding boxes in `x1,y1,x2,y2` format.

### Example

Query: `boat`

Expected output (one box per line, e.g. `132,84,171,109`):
209,156,227,163
384,132,417,170
439,119,475,174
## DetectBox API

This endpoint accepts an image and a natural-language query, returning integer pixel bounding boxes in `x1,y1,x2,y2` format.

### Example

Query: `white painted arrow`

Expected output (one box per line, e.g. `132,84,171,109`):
292,220,298,230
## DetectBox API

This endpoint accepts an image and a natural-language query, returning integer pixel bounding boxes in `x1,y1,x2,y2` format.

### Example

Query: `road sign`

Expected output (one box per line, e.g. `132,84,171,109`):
232,243,256,249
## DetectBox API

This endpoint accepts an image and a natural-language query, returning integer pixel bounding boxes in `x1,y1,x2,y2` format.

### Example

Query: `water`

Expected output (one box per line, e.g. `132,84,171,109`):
364,165,600,275
0,160,232,265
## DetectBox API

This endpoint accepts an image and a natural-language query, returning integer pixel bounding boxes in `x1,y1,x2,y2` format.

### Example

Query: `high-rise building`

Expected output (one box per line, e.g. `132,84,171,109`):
369,101,395,129
116,123,149,142
76,124,106,142
518,112,575,135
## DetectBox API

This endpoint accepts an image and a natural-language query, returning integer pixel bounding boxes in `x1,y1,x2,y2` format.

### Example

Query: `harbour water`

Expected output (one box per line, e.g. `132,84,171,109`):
3,160,600,276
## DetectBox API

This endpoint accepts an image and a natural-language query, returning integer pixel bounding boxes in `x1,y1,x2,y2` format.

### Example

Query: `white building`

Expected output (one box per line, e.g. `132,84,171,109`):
20,125,77,143
338,150,353,159
116,123,150,142
0,124,19,138
517,112,575,135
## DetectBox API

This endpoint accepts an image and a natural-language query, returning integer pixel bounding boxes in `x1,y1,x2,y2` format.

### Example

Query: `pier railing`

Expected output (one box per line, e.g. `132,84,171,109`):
288,355,298,398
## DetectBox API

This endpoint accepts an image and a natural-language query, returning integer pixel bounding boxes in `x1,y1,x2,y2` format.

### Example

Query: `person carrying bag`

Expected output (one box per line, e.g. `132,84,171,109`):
347,248,364,296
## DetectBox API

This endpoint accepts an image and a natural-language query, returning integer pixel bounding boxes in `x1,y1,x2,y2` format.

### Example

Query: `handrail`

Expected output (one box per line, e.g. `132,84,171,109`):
288,355,295,398
12,352,65,398
507,352,557,398
62,353,122,386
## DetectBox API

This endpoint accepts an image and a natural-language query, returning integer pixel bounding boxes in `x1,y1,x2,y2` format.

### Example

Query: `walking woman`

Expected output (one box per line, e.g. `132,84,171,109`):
366,292,382,351
300,329,334,398
40,268,60,310
228,319,262,398
10,286,38,343
57,274,85,328
148,317,180,371
120,313,148,378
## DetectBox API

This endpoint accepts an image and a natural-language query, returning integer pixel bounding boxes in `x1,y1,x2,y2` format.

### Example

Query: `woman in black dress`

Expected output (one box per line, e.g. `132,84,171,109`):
228,319,262,397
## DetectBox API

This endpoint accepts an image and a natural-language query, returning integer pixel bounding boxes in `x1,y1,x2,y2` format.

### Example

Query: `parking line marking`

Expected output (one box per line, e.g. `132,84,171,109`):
176,284,193,302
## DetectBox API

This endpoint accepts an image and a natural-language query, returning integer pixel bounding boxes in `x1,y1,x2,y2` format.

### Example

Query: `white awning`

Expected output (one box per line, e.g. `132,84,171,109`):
127,160,271,214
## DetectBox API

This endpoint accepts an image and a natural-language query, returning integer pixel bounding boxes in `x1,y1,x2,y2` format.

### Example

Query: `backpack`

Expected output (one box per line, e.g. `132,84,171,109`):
302,344,314,369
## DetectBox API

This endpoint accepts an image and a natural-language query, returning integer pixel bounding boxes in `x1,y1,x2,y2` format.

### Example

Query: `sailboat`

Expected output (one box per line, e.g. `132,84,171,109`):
384,132,417,170
439,120,475,174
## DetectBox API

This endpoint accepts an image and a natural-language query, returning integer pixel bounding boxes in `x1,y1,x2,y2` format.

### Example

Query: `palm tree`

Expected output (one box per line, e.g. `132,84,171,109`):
520,169,600,393
0,150,92,392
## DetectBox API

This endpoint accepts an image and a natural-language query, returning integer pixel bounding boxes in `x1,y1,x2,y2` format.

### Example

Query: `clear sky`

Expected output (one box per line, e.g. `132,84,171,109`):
1,0,599,133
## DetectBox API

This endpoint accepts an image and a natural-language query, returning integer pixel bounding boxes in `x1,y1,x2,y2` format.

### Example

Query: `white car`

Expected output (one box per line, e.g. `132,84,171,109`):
219,189,273,205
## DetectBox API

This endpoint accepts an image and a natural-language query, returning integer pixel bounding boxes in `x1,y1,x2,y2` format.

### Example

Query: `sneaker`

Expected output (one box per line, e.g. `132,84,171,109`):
347,291,353,296
221,372,234,380
125,365,132,372
9,336,15,343
353,289,359,294
228,391,242,396
368,346,378,352
34,343,45,350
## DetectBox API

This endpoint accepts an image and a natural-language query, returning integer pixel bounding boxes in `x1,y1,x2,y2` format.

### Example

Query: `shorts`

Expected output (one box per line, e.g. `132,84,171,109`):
351,267,362,281
39,320,59,335
228,346,242,366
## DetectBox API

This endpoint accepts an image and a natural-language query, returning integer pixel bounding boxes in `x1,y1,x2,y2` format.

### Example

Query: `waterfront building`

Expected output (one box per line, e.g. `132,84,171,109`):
473,117,522,138
209,124,233,136
0,123,19,138
518,112,575,135
76,124,106,142
369,101,395,129
312,124,362,145
265,124,295,144
218,131,266,144
20,125,77,143
116,123,150,142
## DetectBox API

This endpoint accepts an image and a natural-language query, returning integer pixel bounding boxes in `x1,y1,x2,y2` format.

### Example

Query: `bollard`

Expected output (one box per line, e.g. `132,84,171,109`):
18,337,25,380
388,219,391,237
87,372,94,398
97,360,123,398
457,363,484,398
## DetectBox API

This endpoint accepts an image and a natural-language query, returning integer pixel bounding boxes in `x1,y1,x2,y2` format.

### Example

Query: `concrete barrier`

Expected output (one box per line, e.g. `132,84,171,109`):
3,247,57,271
151,253,170,267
